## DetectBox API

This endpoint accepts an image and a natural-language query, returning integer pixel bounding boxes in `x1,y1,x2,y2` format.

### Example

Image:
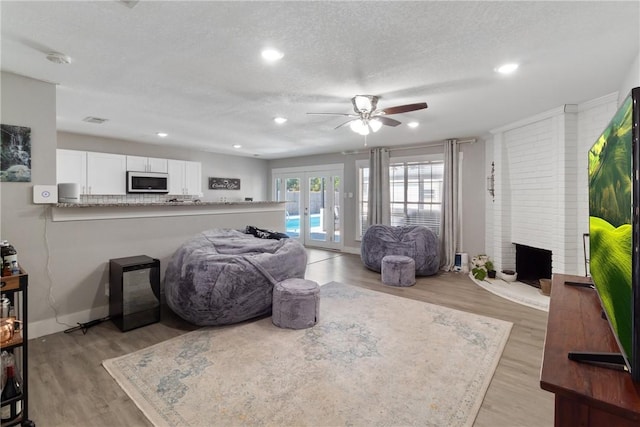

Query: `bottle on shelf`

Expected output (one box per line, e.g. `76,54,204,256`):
0,241,17,277
10,261,19,276
0,297,9,318
2,263,10,277
0,364,22,423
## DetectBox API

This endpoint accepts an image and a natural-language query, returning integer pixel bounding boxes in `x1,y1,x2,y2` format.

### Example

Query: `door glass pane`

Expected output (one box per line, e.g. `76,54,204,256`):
285,178,301,238
359,167,369,237
308,176,326,241
333,175,341,243
275,178,282,202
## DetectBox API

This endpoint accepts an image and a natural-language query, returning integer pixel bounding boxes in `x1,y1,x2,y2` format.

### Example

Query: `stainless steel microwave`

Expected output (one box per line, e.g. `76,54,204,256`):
127,171,169,193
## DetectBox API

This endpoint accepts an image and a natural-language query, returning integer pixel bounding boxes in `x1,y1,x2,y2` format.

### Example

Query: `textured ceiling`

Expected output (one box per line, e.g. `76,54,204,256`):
1,1,638,159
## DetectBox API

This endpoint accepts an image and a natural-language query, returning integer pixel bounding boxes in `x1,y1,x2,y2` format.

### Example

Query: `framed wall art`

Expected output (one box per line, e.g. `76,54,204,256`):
1,124,32,182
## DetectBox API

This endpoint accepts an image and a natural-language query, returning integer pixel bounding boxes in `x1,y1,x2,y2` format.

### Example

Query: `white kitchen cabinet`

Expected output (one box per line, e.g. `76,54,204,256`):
185,161,202,196
167,159,185,195
168,159,202,196
57,149,87,193
126,155,168,173
57,150,126,195
86,152,127,195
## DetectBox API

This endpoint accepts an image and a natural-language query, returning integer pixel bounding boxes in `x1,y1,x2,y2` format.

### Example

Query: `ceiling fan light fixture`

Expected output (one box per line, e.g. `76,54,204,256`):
273,116,287,124
350,119,369,136
369,119,383,132
352,95,378,113
407,121,419,128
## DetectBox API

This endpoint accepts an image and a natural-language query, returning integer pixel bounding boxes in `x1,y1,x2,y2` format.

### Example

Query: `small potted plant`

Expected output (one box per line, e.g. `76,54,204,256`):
471,255,496,280
486,260,496,279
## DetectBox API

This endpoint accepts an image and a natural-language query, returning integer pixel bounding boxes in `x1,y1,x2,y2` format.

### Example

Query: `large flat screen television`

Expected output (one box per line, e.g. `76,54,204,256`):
576,86,640,381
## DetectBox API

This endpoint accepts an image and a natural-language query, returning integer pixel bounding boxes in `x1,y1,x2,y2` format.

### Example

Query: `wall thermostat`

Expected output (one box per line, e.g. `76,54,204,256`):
33,185,58,204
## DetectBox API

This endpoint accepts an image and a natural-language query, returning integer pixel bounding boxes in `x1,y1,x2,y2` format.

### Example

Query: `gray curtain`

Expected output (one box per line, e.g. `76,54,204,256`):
440,139,460,270
367,147,390,226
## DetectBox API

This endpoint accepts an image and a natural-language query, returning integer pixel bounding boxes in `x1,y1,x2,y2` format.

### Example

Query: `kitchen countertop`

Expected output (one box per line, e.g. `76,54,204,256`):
51,200,285,221
55,201,283,208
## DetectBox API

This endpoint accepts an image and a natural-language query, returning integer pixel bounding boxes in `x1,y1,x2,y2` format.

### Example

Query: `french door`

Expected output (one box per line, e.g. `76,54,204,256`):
273,165,343,250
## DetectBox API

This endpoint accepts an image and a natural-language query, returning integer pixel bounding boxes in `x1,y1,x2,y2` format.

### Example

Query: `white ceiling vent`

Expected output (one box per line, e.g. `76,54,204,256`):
118,1,140,8
82,116,109,124
46,52,71,64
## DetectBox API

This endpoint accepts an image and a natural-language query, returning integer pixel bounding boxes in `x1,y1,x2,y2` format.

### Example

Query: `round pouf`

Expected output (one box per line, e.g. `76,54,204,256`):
381,255,416,287
272,278,320,329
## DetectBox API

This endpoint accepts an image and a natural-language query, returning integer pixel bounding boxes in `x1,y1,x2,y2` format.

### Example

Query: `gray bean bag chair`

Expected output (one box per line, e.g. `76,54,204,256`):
361,225,440,276
164,228,307,326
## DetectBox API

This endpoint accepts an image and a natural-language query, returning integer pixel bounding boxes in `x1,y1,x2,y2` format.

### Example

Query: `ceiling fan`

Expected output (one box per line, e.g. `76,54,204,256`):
307,95,428,136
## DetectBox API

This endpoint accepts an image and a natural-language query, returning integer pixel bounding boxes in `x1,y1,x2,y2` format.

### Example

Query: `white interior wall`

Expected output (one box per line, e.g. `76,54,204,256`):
1,72,279,339
618,52,640,105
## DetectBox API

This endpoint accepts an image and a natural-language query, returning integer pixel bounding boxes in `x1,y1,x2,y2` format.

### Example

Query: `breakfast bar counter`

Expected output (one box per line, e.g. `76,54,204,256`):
51,201,285,222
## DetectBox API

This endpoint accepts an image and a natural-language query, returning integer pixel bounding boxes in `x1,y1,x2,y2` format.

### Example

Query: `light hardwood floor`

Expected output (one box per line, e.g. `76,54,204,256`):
28,249,554,426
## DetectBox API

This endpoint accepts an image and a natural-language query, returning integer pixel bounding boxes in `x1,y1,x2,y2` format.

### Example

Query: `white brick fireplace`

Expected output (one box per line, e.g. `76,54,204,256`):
485,93,619,277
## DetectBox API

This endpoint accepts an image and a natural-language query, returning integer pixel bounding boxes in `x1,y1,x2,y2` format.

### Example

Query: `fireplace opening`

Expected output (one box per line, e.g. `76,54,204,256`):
515,244,552,288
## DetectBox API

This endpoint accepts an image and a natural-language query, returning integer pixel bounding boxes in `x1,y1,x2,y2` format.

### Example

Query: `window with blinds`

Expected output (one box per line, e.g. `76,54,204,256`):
358,158,444,239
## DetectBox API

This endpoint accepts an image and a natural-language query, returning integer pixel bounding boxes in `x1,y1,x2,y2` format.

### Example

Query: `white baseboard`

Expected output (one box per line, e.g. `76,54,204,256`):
29,246,363,339
29,304,109,339
341,246,361,255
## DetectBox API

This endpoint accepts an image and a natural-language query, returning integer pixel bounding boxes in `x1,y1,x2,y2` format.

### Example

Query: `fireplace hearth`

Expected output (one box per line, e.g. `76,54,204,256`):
515,244,552,288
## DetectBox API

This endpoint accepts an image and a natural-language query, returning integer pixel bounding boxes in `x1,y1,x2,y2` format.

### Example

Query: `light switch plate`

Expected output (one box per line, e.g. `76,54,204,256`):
33,185,58,204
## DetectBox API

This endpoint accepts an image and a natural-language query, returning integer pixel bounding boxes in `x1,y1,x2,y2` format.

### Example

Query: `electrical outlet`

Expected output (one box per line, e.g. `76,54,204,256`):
105,284,110,297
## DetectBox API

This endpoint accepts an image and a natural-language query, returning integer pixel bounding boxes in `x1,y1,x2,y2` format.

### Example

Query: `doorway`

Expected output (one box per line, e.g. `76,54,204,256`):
273,165,343,250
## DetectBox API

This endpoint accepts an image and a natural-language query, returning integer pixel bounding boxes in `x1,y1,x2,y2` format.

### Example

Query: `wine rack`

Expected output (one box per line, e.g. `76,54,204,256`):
0,267,34,427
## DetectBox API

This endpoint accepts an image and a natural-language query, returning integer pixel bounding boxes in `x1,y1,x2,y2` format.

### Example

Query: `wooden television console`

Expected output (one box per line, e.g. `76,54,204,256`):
540,274,640,426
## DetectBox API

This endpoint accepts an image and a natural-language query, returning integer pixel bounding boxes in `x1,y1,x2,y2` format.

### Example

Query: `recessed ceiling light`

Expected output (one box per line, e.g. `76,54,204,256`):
274,117,288,124
407,122,419,128
262,48,284,62
496,63,519,74
156,132,168,138
232,144,242,149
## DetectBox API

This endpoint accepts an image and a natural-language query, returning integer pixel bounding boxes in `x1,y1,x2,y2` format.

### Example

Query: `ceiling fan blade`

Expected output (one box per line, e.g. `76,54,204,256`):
307,112,356,117
380,102,428,115
335,119,357,130
375,116,402,127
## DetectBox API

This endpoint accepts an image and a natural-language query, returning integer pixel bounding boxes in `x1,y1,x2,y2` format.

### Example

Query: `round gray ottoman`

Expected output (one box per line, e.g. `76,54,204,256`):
381,255,416,287
272,278,320,329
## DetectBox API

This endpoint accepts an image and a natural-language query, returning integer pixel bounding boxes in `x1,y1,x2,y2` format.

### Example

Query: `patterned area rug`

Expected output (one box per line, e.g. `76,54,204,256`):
468,273,550,312
103,282,512,427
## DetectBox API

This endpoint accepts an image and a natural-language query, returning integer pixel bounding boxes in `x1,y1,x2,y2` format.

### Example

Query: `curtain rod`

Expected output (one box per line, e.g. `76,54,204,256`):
341,138,477,155
389,138,476,152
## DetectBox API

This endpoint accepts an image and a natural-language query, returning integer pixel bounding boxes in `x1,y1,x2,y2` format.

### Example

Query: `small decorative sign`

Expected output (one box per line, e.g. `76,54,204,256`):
209,177,241,190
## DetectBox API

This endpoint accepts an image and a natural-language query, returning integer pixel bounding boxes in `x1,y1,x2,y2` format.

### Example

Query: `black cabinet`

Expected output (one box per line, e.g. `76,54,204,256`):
109,255,160,332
